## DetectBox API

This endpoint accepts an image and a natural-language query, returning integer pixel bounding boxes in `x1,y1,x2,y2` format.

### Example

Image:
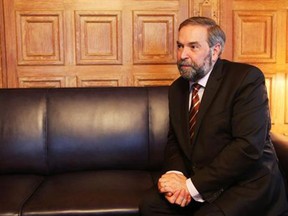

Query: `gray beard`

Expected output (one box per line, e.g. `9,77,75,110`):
178,65,207,81
177,51,213,82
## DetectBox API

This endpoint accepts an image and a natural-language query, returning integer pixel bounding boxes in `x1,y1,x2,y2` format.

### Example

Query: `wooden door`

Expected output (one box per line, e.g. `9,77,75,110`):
2,0,189,88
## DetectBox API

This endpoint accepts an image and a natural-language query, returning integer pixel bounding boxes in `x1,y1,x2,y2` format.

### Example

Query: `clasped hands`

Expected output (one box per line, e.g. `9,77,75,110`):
158,172,192,207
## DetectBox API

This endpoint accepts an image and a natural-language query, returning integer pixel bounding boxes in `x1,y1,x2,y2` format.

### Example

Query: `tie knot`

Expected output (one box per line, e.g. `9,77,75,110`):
192,83,201,92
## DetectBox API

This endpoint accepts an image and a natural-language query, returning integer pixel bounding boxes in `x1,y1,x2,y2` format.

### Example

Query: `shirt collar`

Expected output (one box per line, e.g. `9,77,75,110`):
190,68,212,90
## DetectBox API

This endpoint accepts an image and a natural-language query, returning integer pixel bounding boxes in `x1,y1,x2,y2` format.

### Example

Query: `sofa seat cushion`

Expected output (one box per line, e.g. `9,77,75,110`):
0,175,44,216
22,170,154,216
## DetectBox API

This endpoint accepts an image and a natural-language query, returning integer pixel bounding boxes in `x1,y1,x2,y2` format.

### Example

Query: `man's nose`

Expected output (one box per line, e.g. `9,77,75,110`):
180,46,189,60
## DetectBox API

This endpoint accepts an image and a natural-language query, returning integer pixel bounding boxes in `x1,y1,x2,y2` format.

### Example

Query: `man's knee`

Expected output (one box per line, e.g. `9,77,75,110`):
138,192,150,215
139,187,161,215
193,203,224,216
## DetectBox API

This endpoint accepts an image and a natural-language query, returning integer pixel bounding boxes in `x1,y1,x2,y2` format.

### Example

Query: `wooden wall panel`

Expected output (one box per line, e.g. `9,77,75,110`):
3,0,188,88
133,73,176,86
0,27,3,88
285,74,288,126
19,77,65,88
77,75,122,87
75,11,122,65
0,0,6,87
269,72,288,135
233,11,276,63
16,11,64,65
133,11,177,64
287,10,288,64
264,73,275,124
189,0,220,23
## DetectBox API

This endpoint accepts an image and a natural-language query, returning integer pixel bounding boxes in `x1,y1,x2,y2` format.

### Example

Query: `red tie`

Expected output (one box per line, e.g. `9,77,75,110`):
189,83,201,143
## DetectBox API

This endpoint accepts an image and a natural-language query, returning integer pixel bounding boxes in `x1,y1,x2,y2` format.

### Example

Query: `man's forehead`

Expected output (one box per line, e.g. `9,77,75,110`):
178,25,208,43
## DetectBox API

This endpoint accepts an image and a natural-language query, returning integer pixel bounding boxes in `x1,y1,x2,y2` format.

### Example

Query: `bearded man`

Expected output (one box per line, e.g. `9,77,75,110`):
139,16,288,216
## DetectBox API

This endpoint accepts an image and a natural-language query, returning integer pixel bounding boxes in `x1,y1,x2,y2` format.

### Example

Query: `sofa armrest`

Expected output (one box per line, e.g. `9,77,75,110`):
270,132,288,178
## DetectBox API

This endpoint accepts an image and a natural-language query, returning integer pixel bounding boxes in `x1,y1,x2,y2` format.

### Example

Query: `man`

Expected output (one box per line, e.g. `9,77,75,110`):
139,16,288,216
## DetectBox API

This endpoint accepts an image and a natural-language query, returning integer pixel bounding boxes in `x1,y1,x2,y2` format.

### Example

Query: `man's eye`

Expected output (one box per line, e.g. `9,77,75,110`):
177,44,183,49
190,45,199,50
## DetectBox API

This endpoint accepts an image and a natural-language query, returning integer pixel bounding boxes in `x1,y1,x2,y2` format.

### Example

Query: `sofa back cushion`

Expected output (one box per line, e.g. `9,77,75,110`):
0,89,48,174
0,87,169,174
47,87,169,173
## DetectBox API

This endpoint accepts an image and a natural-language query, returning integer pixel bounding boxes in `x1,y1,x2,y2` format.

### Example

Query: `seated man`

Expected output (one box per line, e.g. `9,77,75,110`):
139,16,288,216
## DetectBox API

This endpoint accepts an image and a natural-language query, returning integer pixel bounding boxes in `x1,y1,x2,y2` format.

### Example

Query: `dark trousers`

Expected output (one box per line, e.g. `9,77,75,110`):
139,187,224,216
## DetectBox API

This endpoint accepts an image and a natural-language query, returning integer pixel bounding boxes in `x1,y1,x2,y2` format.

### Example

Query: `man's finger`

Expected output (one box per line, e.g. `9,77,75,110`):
175,189,185,206
165,190,180,204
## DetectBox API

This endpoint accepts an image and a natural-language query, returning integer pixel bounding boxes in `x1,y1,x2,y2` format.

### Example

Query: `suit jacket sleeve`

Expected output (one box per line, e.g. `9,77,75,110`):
163,118,188,175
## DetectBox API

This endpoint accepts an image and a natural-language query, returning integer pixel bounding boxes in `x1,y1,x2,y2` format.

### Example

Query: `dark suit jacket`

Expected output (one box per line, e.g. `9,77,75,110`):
164,59,288,215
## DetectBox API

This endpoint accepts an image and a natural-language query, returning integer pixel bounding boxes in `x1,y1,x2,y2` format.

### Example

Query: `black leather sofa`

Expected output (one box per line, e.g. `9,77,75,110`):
0,87,287,216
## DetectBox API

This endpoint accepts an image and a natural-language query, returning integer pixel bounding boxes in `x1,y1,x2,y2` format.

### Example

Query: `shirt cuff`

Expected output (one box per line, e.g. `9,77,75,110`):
186,178,205,202
166,170,183,175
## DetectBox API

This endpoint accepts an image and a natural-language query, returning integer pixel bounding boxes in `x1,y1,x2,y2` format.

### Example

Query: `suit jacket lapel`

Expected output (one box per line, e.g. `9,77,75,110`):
179,80,192,158
191,59,224,144
171,78,192,159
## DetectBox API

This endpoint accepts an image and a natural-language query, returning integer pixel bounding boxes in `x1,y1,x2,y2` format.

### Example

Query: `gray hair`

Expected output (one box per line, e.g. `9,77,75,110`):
179,17,226,55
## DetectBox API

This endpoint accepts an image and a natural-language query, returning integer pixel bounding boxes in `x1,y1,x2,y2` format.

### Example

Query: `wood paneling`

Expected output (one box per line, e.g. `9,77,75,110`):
265,73,276,124
77,75,122,87
189,0,220,23
286,74,288,127
0,0,6,87
133,73,176,86
16,11,64,65
3,0,188,88
233,11,276,63
287,10,288,64
75,11,122,65
19,76,65,88
133,11,177,64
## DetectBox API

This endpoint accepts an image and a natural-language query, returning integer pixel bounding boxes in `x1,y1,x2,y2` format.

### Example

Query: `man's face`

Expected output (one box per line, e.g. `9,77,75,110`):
176,25,217,82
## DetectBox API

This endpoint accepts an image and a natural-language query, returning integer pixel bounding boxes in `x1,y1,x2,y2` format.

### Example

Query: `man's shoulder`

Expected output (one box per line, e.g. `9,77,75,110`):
215,59,266,91
220,59,264,79
168,77,189,98
170,76,188,87
221,59,261,72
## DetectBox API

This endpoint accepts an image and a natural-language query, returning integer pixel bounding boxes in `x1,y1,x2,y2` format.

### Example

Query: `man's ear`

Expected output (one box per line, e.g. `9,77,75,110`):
211,43,221,62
